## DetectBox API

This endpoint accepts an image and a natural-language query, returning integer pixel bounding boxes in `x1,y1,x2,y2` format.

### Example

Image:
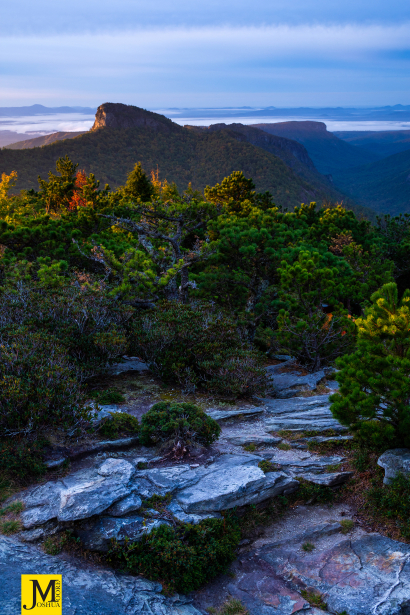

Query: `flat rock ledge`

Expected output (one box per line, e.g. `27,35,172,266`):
0,535,200,615
196,521,410,615
263,395,347,433
15,454,299,551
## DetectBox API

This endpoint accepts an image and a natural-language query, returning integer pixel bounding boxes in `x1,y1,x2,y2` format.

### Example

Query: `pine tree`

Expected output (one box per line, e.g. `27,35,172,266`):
331,282,410,448
123,162,154,202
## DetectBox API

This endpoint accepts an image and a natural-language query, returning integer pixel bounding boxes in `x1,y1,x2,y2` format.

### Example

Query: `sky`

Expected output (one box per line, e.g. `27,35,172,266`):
1,0,410,108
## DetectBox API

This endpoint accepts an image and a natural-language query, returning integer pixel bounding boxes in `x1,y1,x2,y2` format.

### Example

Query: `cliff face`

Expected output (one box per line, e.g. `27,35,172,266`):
91,102,177,132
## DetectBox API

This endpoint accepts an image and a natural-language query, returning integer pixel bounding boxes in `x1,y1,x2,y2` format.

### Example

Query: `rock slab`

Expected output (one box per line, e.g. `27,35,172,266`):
20,458,136,529
259,533,410,615
263,395,346,433
266,365,325,398
0,535,200,615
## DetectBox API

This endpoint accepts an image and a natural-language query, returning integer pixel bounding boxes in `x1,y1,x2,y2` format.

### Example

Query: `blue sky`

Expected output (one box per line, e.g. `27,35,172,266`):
1,0,410,107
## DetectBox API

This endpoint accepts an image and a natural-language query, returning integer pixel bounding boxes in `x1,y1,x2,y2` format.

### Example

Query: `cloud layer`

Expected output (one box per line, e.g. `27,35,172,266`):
2,22,410,106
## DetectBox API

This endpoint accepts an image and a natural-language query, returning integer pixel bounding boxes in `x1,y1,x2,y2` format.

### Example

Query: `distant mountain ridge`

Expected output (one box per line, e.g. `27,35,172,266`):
252,121,379,175
0,104,96,117
5,131,86,150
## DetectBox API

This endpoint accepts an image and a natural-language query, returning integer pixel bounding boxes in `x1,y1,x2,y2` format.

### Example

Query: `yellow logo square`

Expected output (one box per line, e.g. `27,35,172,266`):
21,575,62,614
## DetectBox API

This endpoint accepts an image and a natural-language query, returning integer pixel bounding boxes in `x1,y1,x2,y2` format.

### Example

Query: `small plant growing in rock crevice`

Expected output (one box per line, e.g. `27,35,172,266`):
277,442,291,451
0,499,23,535
0,520,20,535
301,589,327,610
244,443,256,452
340,519,354,534
302,542,315,552
208,598,249,615
258,460,277,474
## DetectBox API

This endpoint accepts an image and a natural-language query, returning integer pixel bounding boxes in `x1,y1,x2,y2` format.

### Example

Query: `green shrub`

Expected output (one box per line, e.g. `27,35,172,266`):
366,472,410,538
302,542,315,552
108,517,241,594
139,402,220,449
331,283,410,448
98,412,139,439
0,285,132,379
90,388,125,405
0,438,47,482
0,329,90,436
130,302,267,397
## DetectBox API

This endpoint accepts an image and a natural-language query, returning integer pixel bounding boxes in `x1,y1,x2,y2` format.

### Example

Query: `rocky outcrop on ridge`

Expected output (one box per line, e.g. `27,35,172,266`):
91,102,176,132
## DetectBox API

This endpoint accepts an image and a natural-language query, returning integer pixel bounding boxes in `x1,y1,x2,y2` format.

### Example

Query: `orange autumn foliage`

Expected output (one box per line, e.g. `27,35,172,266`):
68,170,88,210
323,312,354,336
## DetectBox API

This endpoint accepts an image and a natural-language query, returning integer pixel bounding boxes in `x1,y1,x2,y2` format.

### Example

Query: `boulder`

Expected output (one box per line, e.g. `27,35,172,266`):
106,357,148,375
263,395,345,433
166,501,221,525
377,448,410,484
0,535,200,614
175,454,299,513
269,453,345,473
20,458,136,529
266,366,325,398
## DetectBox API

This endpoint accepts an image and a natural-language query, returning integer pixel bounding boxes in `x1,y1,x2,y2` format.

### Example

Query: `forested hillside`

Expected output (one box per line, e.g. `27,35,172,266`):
0,103,365,214
333,149,410,215
334,130,410,158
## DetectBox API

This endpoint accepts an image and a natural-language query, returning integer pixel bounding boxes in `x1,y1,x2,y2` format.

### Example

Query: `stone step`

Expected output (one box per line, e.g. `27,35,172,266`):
262,395,346,433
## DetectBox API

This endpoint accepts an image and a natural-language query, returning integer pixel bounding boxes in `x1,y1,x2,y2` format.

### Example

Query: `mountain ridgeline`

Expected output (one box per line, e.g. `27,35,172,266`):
1,103,364,215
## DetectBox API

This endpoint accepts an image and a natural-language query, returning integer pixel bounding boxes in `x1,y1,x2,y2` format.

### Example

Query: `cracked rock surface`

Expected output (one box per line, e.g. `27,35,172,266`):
0,535,200,615
194,504,410,615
